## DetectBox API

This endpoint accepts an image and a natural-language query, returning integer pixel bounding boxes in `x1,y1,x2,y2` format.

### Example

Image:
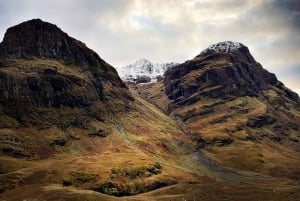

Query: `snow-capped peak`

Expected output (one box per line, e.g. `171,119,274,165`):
116,59,179,84
202,41,244,53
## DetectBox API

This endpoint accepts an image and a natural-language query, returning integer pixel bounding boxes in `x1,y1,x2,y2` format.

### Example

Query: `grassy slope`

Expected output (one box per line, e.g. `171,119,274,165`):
134,81,300,183
175,94,300,177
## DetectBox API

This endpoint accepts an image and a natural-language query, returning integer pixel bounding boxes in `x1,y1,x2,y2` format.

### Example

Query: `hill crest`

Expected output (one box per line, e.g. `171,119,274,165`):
0,19,102,67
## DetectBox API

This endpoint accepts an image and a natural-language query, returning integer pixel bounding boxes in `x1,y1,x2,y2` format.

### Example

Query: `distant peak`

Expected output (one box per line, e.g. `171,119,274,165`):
202,41,245,53
116,59,179,84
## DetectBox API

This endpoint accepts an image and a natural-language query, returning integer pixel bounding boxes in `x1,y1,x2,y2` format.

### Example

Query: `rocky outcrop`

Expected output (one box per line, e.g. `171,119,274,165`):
247,114,277,128
135,75,151,84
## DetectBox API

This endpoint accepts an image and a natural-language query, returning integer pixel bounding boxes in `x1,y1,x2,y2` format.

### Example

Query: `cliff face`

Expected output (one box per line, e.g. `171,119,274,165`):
0,19,132,128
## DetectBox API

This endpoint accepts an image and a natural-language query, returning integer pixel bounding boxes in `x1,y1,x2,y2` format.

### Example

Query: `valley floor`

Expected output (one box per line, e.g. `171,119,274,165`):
1,154,300,201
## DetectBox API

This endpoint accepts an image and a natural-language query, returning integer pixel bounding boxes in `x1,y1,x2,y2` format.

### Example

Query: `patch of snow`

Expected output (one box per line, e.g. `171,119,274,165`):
202,41,243,53
116,59,179,83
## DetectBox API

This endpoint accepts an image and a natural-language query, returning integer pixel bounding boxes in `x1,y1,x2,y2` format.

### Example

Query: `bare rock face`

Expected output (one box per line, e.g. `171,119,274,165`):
0,19,132,128
135,75,151,84
164,41,299,105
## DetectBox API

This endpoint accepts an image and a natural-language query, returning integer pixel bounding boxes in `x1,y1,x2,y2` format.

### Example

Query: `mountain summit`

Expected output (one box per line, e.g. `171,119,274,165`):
202,41,244,53
0,19,102,67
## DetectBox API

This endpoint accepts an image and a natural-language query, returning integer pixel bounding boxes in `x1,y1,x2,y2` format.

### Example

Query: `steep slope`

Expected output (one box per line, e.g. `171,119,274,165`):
116,59,178,84
138,41,300,179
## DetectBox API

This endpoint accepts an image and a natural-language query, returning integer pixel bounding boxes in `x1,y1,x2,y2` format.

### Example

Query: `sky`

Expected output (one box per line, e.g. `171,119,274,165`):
0,0,299,94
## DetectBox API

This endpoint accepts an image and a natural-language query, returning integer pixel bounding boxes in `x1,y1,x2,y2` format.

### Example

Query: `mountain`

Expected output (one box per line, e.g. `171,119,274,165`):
0,19,195,199
0,20,299,201
165,41,299,104
137,41,300,178
0,19,131,108
116,59,178,84
0,18,137,157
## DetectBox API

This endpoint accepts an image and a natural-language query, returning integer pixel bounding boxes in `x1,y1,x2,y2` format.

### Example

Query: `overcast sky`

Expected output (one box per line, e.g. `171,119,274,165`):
0,0,299,94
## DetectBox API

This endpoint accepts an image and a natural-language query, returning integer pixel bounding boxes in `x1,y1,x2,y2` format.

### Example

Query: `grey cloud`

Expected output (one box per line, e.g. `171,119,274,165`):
195,0,247,12
272,0,300,13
